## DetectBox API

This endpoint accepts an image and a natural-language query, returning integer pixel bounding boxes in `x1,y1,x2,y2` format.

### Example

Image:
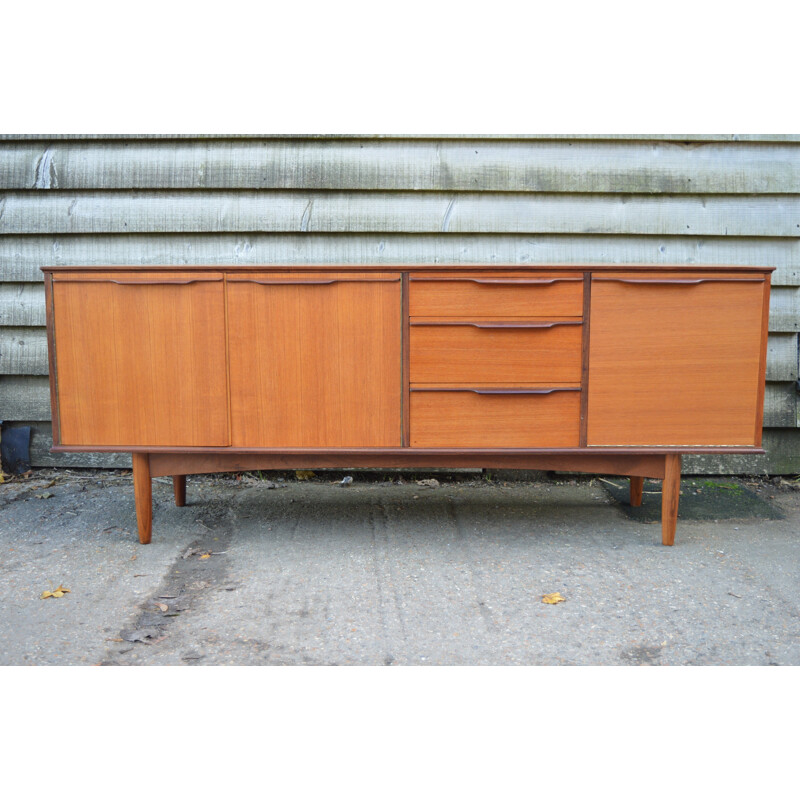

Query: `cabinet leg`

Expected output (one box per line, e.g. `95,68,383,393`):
173,475,186,507
132,453,152,544
630,476,644,507
661,454,681,546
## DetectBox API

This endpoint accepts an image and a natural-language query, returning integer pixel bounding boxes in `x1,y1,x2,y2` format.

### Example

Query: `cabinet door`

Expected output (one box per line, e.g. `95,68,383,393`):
587,275,768,446
227,273,402,447
53,272,229,447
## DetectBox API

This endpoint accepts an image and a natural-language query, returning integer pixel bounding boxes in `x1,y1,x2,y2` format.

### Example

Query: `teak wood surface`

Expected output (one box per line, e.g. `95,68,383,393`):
409,273,583,317
226,273,402,447
410,389,581,448
409,322,582,384
41,264,774,547
52,272,229,447
587,276,767,446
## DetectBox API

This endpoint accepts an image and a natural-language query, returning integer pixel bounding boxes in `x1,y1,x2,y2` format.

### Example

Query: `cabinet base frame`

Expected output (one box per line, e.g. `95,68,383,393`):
128,451,689,547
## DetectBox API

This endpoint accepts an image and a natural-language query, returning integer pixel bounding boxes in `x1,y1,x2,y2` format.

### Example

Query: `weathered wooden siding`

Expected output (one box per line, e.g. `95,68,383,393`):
1,134,799,473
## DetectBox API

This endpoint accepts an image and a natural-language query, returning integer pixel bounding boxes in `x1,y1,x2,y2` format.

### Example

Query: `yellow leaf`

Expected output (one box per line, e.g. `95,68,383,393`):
200,553,211,560
56,585,70,594
542,592,565,604
295,470,315,481
52,590,64,597
41,591,53,599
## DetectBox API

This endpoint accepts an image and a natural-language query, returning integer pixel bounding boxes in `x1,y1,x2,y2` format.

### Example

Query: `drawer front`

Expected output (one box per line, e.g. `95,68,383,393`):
410,389,581,447
409,276,583,317
410,322,582,384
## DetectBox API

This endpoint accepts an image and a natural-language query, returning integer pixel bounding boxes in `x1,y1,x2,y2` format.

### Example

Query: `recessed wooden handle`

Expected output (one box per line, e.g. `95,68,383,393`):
410,320,582,329
230,277,401,285
593,278,765,285
411,387,581,395
53,277,223,285
409,277,582,285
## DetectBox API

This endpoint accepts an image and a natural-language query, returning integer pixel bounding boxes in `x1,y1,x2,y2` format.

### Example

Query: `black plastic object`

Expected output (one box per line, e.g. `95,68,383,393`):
1,424,31,474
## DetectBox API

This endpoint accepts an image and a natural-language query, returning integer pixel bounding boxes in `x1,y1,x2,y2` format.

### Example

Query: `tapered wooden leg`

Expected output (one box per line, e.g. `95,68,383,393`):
132,453,152,544
173,475,186,507
630,476,644,507
661,454,681,546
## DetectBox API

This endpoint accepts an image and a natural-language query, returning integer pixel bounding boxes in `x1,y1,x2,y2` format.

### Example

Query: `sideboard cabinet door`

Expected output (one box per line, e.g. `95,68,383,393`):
587,274,768,446
53,272,229,447
227,273,402,447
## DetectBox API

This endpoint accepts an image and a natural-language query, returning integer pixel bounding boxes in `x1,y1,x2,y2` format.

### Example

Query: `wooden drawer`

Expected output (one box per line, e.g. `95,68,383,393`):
409,321,582,384
410,388,581,447
409,275,583,317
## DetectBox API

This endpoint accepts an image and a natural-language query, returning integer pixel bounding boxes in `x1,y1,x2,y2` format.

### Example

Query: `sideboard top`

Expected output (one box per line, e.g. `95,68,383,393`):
40,264,776,274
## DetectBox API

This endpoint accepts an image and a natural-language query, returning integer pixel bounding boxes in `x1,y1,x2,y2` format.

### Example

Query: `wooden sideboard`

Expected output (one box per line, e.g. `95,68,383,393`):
41,265,773,546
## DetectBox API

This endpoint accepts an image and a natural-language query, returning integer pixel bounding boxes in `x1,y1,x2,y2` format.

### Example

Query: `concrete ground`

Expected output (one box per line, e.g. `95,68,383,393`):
1,468,799,666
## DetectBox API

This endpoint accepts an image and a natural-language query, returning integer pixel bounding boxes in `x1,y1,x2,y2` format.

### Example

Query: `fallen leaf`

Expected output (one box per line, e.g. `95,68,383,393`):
35,492,54,499
295,470,315,481
416,478,440,489
155,602,169,612
41,584,70,600
200,553,211,560
542,592,565,604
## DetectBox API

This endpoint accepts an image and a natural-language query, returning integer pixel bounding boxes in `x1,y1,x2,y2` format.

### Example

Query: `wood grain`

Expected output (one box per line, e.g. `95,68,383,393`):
227,273,402,447
3,139,798,192
43,273,59,445
5,192,797,235
173,475,186,507
410,323,582,384
755,275,772,446
148,451,669,479
6,237,791,284
587,277,767,446
630,476,644,507
410,389,581,448
662,454,681,546
53,272,229,446
410,274,583,317
132,453,152,545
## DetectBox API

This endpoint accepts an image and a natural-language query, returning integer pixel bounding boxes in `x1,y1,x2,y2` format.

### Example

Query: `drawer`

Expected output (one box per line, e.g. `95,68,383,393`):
410,388,581,447
409,321,582,384
409,275,583,317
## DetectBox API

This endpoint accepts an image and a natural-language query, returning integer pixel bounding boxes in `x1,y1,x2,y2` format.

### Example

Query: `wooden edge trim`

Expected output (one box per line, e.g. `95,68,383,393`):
43,273,61,446
40,265,777,274
402,273,410,447
148,452,669,479
50,445,768,455
754,273,772,446
579,272,591,447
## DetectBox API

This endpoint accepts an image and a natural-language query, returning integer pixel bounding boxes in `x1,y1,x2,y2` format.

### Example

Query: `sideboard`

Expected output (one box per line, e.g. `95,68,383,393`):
41,264,773,546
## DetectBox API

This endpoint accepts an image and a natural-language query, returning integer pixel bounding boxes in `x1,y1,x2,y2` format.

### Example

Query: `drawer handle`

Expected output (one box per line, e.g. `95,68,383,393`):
53,278,223,285
411,387,580,395
230,278,401,285
593,278,765,285
410,277,582,285
410,321,582,329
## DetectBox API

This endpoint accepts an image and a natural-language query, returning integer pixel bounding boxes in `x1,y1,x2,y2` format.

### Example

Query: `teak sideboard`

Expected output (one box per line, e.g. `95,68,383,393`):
41,264,773,546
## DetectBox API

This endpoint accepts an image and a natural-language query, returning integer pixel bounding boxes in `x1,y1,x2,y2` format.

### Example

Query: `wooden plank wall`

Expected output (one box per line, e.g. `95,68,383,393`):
1,134,798,473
